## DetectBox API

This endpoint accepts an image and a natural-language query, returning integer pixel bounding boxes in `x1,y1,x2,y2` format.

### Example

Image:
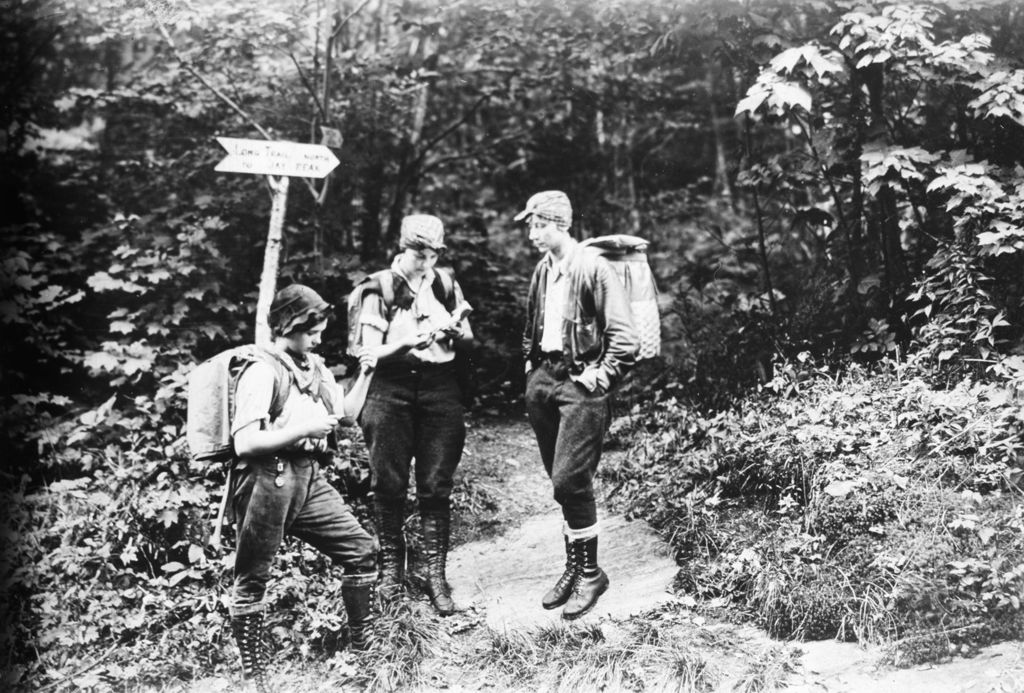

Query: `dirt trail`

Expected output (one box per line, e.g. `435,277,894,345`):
451,415,678,630
450,415,1024,692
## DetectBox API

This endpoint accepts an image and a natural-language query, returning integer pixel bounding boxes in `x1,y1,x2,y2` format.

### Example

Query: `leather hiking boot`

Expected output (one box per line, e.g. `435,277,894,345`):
341,572,377,651
230,608,270,693
542,533,580,610
373,497,406,597
420,507,460,616
562,535,609,620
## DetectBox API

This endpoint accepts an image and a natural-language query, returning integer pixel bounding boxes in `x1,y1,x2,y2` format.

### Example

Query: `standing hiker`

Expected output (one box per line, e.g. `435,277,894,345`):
517,191,639,620
352,214,474,615
229,284,378,690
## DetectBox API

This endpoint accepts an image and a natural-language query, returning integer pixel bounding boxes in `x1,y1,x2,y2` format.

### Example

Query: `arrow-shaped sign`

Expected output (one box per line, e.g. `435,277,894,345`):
215,137,340,178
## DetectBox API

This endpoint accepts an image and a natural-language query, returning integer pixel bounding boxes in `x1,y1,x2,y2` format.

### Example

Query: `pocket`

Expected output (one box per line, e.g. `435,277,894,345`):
571,317,601,358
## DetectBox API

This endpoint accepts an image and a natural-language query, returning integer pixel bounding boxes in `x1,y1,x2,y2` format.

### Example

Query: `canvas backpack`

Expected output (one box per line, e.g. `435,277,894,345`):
580,234,662,360
185,345,293,465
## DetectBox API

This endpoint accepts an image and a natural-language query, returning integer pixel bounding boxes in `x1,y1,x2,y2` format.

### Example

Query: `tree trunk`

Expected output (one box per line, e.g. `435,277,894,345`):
360,158,385,261
707,61,734,209
847,67,866,288
862,63,908,293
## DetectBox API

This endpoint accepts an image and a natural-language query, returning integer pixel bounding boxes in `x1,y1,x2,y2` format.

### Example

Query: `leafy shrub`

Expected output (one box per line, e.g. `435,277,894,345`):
604,357,1024,663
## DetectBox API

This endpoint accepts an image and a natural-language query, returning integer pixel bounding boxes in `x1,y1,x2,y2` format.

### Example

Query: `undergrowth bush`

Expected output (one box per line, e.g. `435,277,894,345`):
604,356,1024,664
0,383,378,691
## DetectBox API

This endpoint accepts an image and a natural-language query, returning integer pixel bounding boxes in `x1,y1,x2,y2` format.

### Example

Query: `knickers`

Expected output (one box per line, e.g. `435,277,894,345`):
231,456,377,614
524,360,611,529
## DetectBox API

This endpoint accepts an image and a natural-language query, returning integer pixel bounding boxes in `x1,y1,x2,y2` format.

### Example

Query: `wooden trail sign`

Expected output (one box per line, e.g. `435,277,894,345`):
215,137,340,178
214,137,340,346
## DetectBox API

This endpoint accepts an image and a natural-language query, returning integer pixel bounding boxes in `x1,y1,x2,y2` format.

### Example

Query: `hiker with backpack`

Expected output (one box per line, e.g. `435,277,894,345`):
517,190,640,620
226,284,379,689
349,214,473,615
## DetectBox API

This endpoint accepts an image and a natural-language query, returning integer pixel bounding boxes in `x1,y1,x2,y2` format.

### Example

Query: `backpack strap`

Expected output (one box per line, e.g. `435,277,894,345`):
370,266,456,316
431,267,458,312
376,269,395,308
254,348,293,423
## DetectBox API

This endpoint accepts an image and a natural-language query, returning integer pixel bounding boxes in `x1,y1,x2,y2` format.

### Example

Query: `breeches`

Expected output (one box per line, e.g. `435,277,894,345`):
230,456,377,614
359,362,465,509
524,361,611,529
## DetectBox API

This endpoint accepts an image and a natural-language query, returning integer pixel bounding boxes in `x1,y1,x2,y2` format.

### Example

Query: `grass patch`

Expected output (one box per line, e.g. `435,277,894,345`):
357,598,446,692
467,617,719,693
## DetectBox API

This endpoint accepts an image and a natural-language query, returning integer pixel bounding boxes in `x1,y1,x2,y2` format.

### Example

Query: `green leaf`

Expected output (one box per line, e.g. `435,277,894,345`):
83,351,121,374
37,285,64,304
772,82,812,112
735,87,769,117
79,395,116,426
188,544,205,565
769,45,843,79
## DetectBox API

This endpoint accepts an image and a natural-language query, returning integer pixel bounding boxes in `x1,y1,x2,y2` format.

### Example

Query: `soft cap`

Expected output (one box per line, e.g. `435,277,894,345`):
399,214,446,251
269,284,331,336
513,190,572,226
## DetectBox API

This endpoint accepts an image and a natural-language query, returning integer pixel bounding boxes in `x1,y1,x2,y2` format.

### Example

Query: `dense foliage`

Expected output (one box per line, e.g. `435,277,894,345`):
1,0,1022,690
606,355,1024,663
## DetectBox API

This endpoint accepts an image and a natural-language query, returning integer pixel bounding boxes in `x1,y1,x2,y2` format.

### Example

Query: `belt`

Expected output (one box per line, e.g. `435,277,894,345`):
276,449,329,462
376,359,456,376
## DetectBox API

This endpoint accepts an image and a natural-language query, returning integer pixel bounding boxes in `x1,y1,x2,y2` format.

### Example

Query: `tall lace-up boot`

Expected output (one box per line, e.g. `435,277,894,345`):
562,528,609,621
341,572,378,651
420,503,459,616
230,606,270,693
373,497,406,597
542,523,580,610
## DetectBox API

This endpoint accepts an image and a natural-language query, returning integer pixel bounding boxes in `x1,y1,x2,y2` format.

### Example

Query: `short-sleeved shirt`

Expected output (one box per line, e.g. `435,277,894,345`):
232,354,342,455
358,258,466,364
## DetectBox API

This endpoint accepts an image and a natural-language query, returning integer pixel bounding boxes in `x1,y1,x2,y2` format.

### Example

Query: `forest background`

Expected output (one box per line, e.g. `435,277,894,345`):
2,0,1023,690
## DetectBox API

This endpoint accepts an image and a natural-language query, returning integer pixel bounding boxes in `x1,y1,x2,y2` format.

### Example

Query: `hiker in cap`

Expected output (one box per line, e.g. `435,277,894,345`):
229,284,379,690
517,191,638,620
354,214,474,615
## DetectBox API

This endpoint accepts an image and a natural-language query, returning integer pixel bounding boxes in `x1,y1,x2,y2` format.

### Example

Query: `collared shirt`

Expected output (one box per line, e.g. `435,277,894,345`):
540,253,569,353
360,257,456,364
232,350,342,454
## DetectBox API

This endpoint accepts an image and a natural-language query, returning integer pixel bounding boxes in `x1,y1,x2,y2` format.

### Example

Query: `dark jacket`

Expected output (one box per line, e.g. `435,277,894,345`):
523,243,638,390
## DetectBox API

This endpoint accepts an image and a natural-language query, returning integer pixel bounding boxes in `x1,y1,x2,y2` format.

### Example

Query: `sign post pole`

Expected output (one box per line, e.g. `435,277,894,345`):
254,176,290,346
214,138,340,345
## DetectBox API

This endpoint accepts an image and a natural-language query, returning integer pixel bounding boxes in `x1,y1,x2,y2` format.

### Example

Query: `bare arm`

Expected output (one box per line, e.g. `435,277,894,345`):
234,415,338,457
339,349,377,420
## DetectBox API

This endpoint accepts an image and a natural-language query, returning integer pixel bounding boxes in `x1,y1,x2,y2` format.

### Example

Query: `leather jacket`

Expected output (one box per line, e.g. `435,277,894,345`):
522,243,638,390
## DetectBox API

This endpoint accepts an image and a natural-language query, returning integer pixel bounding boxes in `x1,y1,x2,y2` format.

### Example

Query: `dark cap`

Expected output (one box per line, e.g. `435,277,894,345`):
269,284,332,336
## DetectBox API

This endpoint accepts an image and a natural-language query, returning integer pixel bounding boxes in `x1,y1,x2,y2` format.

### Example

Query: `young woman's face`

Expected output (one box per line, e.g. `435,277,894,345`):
399,247,440,278
286,319,328,353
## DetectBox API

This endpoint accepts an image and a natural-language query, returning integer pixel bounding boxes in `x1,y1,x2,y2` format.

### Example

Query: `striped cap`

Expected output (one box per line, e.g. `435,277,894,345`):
514,190,572,226
399,214,446,251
